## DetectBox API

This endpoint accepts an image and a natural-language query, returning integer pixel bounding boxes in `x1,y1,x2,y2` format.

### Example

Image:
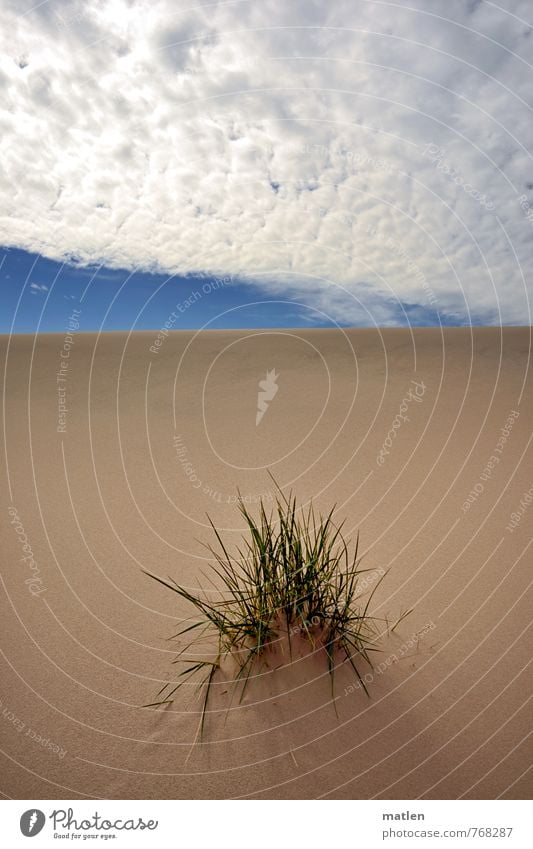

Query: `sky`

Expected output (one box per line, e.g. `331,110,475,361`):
1,0,533,332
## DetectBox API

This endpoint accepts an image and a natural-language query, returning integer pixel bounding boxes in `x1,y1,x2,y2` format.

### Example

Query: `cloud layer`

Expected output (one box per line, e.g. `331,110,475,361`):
1,0,533,324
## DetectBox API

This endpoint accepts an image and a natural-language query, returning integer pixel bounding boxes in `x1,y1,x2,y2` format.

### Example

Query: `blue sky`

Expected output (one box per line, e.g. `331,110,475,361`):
1,0,532,330
0,247,343,333
1,247,447,333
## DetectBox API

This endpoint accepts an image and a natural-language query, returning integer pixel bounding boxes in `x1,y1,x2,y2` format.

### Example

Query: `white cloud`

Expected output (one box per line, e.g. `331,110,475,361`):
29,281,49,292
1,0,532,324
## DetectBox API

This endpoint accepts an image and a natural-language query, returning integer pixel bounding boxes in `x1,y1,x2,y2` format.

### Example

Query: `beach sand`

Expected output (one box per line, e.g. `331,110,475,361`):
1,326,531,799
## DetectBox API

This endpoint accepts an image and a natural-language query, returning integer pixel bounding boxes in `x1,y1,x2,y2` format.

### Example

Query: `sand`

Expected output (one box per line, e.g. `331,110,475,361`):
0,326,531,799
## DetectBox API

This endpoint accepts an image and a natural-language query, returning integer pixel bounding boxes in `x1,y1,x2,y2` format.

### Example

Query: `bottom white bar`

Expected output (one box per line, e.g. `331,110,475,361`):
1,800,529,848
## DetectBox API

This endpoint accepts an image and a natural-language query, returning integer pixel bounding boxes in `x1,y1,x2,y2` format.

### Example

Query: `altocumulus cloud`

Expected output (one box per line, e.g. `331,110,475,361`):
1,0,533,325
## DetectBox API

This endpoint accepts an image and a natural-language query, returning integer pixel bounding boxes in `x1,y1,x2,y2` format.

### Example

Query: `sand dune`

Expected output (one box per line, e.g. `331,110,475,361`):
1,327,531,799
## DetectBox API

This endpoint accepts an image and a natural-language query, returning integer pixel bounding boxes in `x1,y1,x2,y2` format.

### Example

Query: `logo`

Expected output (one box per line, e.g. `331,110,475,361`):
256,369,279,425
20,809,45,837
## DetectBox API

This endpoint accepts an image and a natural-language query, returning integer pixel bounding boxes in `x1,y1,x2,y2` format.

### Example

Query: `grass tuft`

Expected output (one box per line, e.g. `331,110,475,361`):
143,478,390,738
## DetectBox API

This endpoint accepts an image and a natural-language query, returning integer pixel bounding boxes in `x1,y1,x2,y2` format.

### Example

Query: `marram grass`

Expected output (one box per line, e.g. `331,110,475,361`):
144,481,403,738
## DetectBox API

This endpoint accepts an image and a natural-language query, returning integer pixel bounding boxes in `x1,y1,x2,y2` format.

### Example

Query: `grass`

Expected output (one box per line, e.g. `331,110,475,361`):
143,479,398,739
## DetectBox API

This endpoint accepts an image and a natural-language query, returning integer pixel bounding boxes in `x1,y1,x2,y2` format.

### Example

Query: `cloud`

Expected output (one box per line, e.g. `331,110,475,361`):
1,0,532,324
29,282,49,293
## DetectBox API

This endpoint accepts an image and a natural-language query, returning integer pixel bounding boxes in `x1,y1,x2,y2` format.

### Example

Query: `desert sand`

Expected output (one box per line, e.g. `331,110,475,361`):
0,326,531,799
